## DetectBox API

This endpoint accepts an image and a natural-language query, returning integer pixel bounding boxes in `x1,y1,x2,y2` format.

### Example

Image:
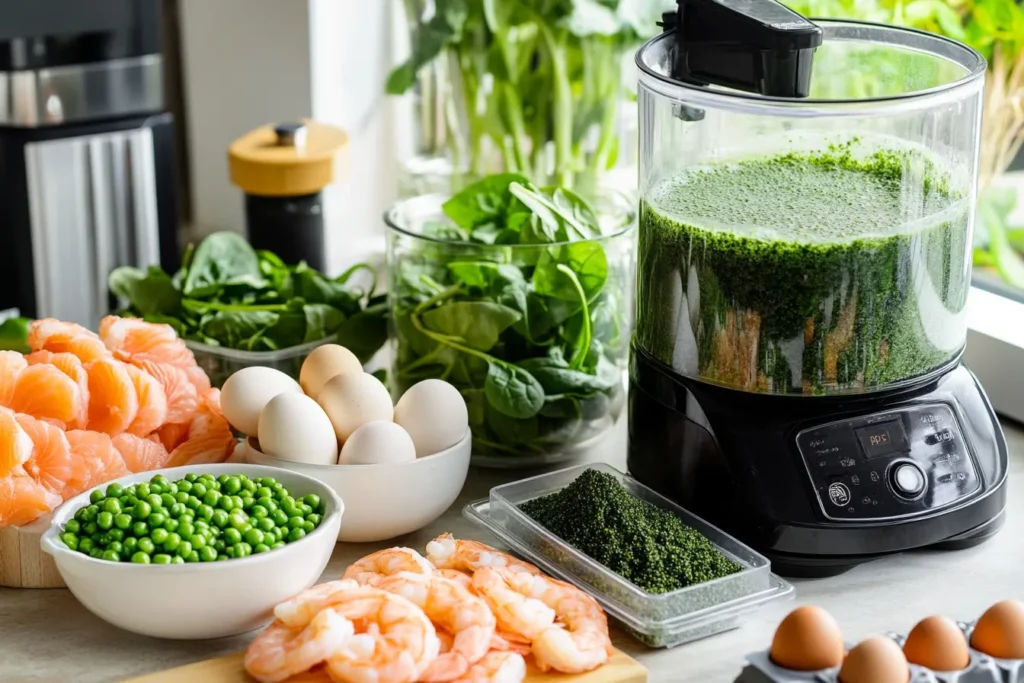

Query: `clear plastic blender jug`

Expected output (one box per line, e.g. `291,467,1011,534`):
634,10,986,396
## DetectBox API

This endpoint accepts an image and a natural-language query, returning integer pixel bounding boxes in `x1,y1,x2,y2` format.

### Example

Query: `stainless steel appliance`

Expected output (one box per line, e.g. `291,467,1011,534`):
0,0,178,327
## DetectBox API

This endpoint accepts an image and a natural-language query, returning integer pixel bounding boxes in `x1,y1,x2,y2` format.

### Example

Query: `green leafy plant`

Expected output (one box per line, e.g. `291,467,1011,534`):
0,316,30,353
110,232,388,382
390,0,669,188
389,174,632,461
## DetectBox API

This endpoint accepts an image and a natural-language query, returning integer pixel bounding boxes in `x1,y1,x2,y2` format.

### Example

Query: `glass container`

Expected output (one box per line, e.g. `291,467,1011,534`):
635,21,986,396
385,194,636,468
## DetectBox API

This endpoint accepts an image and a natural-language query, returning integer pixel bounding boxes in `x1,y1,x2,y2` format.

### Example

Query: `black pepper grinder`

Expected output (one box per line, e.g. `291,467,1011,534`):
228,120,348,272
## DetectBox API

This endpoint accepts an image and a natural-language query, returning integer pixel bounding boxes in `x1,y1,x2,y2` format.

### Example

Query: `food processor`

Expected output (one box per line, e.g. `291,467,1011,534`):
628,0,1008,577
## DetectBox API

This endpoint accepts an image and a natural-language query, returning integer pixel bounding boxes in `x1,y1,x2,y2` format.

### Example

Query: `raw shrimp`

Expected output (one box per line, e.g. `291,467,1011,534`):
452,651,527,683
504,572,612,674
375,571,496,682
323,587,440,683
438,568,475,592
342,547,435,584
244,607,355,683
490,632,532,657
472,567,555,642
427,534,540,576
273,579,359,628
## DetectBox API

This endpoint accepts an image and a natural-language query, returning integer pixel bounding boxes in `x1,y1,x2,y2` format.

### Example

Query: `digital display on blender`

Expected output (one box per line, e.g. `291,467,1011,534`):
856,419,909,458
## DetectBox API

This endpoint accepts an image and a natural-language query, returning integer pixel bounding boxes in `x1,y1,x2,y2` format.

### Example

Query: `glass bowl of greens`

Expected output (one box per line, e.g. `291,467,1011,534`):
385,175,636,468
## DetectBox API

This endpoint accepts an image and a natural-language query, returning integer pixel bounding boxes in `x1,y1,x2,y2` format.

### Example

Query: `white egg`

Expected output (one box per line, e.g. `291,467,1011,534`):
300,344,362,400
220,366,302,436
257,392,338,465
339,421,416,465
394,379,469,456
317,372,394,443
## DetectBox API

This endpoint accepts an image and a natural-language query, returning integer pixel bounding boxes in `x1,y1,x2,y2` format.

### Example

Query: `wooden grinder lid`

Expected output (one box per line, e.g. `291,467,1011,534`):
228,120,348,197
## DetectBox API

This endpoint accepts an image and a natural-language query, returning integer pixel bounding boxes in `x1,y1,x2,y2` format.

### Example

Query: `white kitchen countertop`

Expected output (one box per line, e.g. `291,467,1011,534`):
2,416,1022,683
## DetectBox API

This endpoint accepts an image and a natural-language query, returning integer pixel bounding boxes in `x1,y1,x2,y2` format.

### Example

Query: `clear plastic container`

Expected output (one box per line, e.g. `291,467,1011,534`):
186,338,330,388
463,463,793,647
635,21,985,396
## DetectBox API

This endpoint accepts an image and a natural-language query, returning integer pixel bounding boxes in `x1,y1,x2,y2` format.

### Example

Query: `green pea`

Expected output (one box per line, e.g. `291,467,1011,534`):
192,482,208,498
186,551,199,563
74,506,89,523
82,505,99,522
266,500,279,514
106,482,124,498
317,501,326,515
179,520,195,539
137,537,156,554
144,494,160,509
191,534,207,550
221,477,239,494
287,528,306,543
241,496,255,510
200,546,218,562
211,510,229,528
153,554,172,565
301,521,315,533
123,537,138,554
108,541,123,555
177,541,193,558
230,514,249,532
174,491,189,505
129,521,145,537
197,504,215,521
272,510,289,526
218,496,234,512
302,494,321,510
254,543,270,554
242,478,257,493
89,547,104,559
148,512,166,528
224,528,242,545
123,485,137,497
150,483,164,495
257,517,275,533
185,495,201,510
102,550,120,562
90,489,105,504
306,513,321,527
256,487,273,500
169,503,186,518
273,527,286,541
136,483,150,499
113,513,132,530
97,511,113,530
151,474,168,486
184,473,197,483
151,528,169,544
160,493,176,508
118,495,131,508
250,505,268,520
299,504,313,517
216,554,229,561
231,495,244,510
236,542,252,558
108,529,125,542
271,542,285,550
131,552,151,564
244,529,264,546
163,518,179,533
165,482,178,495
225,545,237,558
164,532,182,552
178,479,193,493
61,533,79,551
83,521,98,536
79,538,95,553
91,531,105,543
288,516,304,530
133,500,152,519
64,519,81,534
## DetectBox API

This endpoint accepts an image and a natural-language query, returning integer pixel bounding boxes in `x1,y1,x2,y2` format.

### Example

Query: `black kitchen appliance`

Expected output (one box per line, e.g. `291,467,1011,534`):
628,0,1008,577
0,0,178,327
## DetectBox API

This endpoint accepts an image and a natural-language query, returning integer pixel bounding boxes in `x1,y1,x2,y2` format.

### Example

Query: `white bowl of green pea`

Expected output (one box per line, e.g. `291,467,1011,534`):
40,463,342,640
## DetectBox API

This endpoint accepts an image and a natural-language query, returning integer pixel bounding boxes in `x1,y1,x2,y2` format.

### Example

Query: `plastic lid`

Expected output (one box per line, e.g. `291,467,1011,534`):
228,120,348,197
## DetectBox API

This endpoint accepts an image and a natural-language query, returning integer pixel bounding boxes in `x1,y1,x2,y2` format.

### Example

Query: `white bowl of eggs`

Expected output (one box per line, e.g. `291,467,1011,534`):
221,345,472,542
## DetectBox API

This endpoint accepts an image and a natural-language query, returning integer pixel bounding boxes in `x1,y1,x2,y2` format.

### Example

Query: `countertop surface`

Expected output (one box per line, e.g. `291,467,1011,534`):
2,417,1021,683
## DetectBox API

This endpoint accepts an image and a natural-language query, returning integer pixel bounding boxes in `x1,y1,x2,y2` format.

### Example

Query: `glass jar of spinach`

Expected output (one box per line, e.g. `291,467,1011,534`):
385,177,636,467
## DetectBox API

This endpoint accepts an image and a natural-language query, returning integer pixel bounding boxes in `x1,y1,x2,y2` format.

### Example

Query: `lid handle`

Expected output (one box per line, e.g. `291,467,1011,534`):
661,0,822,98
274,121,307,150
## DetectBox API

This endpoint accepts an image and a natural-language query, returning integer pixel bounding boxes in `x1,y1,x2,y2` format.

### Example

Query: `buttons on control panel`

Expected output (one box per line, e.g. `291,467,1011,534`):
797,404,979,521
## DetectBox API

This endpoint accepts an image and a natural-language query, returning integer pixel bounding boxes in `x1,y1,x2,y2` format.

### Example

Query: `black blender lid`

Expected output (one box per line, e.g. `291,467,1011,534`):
661,0,823,98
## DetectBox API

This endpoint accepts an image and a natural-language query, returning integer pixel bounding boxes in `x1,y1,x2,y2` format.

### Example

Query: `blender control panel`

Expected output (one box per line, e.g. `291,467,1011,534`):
796,404,980,521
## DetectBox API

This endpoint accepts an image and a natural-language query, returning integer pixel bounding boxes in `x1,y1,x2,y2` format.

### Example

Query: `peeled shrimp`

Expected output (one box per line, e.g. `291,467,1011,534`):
438,568,475,592
273,579,359,628
426,534,540,576
324,586,440,683
244,607,355,683
374,571,496,682
472,567,555,642
452,651,527,683
342,547,435,584
505,571,612,674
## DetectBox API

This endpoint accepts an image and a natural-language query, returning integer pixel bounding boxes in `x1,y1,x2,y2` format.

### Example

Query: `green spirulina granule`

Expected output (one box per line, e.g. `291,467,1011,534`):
519,469,740,593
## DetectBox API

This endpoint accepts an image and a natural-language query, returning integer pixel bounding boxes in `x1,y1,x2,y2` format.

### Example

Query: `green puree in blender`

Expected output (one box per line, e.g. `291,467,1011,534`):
636,144,970,395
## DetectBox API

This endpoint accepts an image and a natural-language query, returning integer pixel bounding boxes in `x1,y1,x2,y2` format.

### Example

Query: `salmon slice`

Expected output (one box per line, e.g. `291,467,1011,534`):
166,405,236,468
0,351,28,406
124,365,168,437
155,422,190,452
0,474,62,527
112,433,169,473
85,358,139,436
28,319,108,363
9,364,85,427
100,316,196,369
16,413,72,495
0,407,33,478
130,359,199,425
65,430,129,494
25,350,90,429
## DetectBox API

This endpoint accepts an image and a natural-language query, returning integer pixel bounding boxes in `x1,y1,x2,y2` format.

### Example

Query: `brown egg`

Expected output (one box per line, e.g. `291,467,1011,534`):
769,605,844,670
971,599,1024,659
903,616,969,671
839,637,910,683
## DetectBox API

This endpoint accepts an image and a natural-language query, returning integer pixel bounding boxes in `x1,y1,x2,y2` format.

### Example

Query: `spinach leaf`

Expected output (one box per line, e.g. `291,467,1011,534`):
202,310,280,348
386,0,469,94
183,232,262,296
442,173,532,232
303,304,345,343
109,266,182,316
486,402,540,443
420,302,522,350
533,241,609,300
517,360,614,395
334,300,389,363
484,362,545,418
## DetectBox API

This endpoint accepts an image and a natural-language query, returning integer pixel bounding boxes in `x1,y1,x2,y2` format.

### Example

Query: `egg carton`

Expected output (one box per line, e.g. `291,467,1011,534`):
735,621,1024,683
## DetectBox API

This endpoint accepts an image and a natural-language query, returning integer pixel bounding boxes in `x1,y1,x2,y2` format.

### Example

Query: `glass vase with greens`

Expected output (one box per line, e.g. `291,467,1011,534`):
782,0,1024,294
385,174,635,467
389,0,668,194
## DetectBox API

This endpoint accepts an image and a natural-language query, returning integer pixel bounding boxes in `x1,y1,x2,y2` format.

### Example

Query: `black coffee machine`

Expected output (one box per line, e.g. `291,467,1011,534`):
0,0,178,327
628,0,1008,577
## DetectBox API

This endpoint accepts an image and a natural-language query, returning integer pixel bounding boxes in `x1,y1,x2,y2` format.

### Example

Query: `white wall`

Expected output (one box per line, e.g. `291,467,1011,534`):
178,0,395,274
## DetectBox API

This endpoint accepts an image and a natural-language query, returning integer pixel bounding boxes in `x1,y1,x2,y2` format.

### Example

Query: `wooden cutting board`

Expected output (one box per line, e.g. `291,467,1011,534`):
124,649,647,683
